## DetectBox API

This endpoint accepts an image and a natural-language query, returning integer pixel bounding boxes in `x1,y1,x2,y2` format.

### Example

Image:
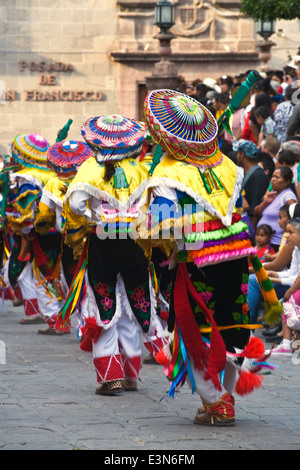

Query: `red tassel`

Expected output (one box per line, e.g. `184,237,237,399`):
155,348,170,367
4,287,15,301
160,310,169,322
241,337,265,359
235,370,264,396
55,316,70,333
79,317,102,352
174,263,226,391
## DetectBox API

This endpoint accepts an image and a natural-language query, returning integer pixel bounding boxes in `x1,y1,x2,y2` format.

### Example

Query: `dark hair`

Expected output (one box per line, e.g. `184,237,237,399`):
255,106,271,120
277,150,296,167
273,70,284,81
286,135,300,142
196,83,208,96
219,139,232,156
279,204,290,215
227,150,237,164
253,78,275,95
284,66,297,77
255,92,272,109
257,151,275,178
103,161,116,182
219,75,234,88
256,224,274,238
285,85,294,101
249,94,272,127
213,92,230,106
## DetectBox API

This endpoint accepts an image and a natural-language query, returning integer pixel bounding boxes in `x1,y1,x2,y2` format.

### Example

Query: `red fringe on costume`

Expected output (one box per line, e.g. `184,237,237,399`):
80,317,102,352
235,370,264,396
174,263,227,391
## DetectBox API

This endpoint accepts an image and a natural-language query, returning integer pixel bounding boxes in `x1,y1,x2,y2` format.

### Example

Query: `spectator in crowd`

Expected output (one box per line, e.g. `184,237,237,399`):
261,136,281,162
254,166,297,251
266,217,300,356
255,106,277,146
257,151,275,180
276,150,297,181
248,224,275,273
241,92,272,145
287,102,300,138
273,85,295,143
235,139,270,232
212,92,230,122
194,82,210,107
218,75,234,95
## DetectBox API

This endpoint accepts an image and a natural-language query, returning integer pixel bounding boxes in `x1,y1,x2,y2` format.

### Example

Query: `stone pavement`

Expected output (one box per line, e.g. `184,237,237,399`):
0,301,300,452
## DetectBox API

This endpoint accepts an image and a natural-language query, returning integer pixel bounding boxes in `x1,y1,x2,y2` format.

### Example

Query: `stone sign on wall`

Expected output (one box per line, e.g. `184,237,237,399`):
3,61,103,103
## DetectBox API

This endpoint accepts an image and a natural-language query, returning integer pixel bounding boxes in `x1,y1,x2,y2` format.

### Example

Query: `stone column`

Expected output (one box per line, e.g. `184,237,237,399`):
256,39,276,73
145,31,181,92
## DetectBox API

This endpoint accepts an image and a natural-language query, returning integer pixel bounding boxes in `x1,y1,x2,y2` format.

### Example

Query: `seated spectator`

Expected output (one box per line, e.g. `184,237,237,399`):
267,218,300,356
254,166,297,251
263,204,290,263
248,224,275,272
248,228,297,325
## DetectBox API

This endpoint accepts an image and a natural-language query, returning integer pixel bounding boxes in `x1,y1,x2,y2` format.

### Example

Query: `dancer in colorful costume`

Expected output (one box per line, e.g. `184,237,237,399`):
61,114,167,395
0,159,23,305
3,134,61,323
34,139,94,334
138,89,273,426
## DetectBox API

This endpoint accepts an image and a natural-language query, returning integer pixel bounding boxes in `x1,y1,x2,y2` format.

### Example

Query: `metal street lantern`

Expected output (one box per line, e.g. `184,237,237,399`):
155,0,175,33
146,0,180,92
256,19,275,41
255,18,276,72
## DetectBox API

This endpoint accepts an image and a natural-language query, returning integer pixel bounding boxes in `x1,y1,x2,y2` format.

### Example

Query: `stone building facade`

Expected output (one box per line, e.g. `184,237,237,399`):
0,0,298,155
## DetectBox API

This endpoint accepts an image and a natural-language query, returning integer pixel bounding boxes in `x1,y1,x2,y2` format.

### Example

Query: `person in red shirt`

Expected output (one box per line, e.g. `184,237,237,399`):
249,224,275,270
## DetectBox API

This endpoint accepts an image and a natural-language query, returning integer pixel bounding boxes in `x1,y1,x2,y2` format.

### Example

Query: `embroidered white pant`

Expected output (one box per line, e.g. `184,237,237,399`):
93,307,142,384
187,358,237,404
6,262,40,317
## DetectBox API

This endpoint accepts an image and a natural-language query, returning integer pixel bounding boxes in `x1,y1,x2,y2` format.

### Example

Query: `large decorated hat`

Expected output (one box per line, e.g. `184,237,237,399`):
81,114,146,162
11,134,50,170
47,140,94,179
144,89,221,167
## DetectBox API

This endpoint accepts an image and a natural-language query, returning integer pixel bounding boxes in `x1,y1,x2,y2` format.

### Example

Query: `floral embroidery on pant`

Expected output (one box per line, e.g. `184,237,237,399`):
127,282,151,332
232,274,249,325
94,281,110,297
101,296,114,311
91,279,116,324
193,281,215,310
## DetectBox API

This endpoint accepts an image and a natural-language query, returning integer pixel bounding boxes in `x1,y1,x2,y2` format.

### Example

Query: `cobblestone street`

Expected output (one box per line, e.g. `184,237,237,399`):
0,302,299,451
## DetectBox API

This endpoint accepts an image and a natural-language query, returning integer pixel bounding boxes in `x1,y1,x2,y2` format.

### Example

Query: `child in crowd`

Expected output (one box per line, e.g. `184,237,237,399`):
248,205,292,324
249,224,275,272
263,204,290,263
267,217,300,356
255,106,277,146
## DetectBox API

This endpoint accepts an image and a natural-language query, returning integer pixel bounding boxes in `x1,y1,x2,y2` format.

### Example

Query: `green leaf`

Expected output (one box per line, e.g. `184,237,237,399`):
240,0,300,21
